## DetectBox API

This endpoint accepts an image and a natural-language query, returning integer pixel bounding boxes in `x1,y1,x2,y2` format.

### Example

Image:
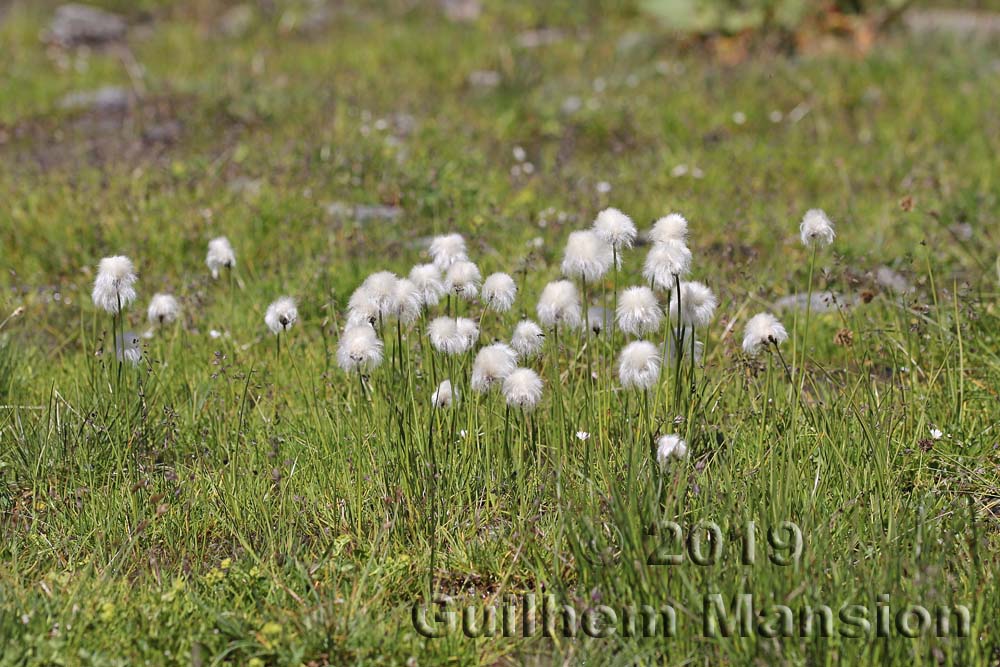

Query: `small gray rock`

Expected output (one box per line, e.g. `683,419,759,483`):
46,4,126,47
59,85,130,112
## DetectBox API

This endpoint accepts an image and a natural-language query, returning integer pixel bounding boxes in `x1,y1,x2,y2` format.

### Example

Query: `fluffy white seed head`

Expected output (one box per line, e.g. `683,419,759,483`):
206,237,236,279
588,306,610,335
649,213,689,244
346,284,378,327
511,320,544,359
482,273,517,312
742,312,788,355
799,209,836,248
561,230,614,281
265,297,298,334
428,317,477,355
92,255,137,314
445,260,482,300
656,434,688,468
432,379,455,408
455,317,480,351
336,324,383,372
390,278,422,325
616,286,663,336
471,343,517,393
669,281,717,328
408,264,445,307
536,280,582,330
592,207,637,250
618,340,661,390
116,331,142,365
502,368,543,410
642,240,692,289
429,233,468,271
147,293,180,326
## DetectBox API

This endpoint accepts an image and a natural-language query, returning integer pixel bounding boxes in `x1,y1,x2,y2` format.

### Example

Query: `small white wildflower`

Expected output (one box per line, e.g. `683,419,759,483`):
206,237,236,279
445,261,482,300
432,380,455,408
408,264,445,307
799,209,836,248
649,214,689,244
265,297,298,335
642,240,692,289
537,280,582,330
390,278,422,325
511,320,544,359
147,293,180,326
502,368,543,410
561,230,614,281
471,343,517,393
592,207,637,250
656,434,688,468
336,324,383,372
616,286,663,336
742,312,788,355
429,233,468,271
576,431,590,441
92,255,137,314
116,331,142,365
617,340,661,390
930,428,943,440
669,281,717,329
482,273,517,312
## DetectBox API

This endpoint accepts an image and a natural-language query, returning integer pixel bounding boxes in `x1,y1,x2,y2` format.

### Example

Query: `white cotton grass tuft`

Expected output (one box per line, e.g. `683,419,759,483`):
115,331,142,366
428,317,477,355
471,343,517,393
445,260,482,300
336,324,383,372
588,306,610,335
147,293,180,326
799,209,836,248
592,207,637,250
536,280,582,330
429,233,468,271
347,272,399,326
432,380,455,408
656,434,688,468
206,237,236,279
408,264,445,307
669,281,717,328
617,340,661,390
390,278,422,325
455,317,480,350
511,320,544,359
642,240,692,289
616,286,663,336
265,297,298,334
649,213,689,244
561,230,614,281
92,255,138,314
502,368,543,410
742,312,788,355
481,273,517,312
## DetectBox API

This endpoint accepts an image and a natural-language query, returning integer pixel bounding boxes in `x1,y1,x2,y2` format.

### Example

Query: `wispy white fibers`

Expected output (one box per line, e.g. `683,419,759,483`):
742,312,788,355
455,317,480,350
799,209,835,248
592,207,637,250
537,280,582,329
471,343,517,393
390,278,422,325
115,331,142,365
206,236,236,279
147,293,180,326
618,340,661,390
428,317,477,355
649,213,689,244
409,264,445,307
503,368,543,410
432,379,455,408
92,255,137,313
337,324,384,372
445,260,482,300
482,273,517,312
430,233,468,271
642,240,691,289
656,434,688,468
347,272,398,326
616,286,663,336
561,230,614,281
511,320,544,359
588,306,610,335
669,281,717,328
265,297,298,334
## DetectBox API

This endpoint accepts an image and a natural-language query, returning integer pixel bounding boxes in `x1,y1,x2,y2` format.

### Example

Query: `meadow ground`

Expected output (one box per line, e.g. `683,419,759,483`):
1,1,999,665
